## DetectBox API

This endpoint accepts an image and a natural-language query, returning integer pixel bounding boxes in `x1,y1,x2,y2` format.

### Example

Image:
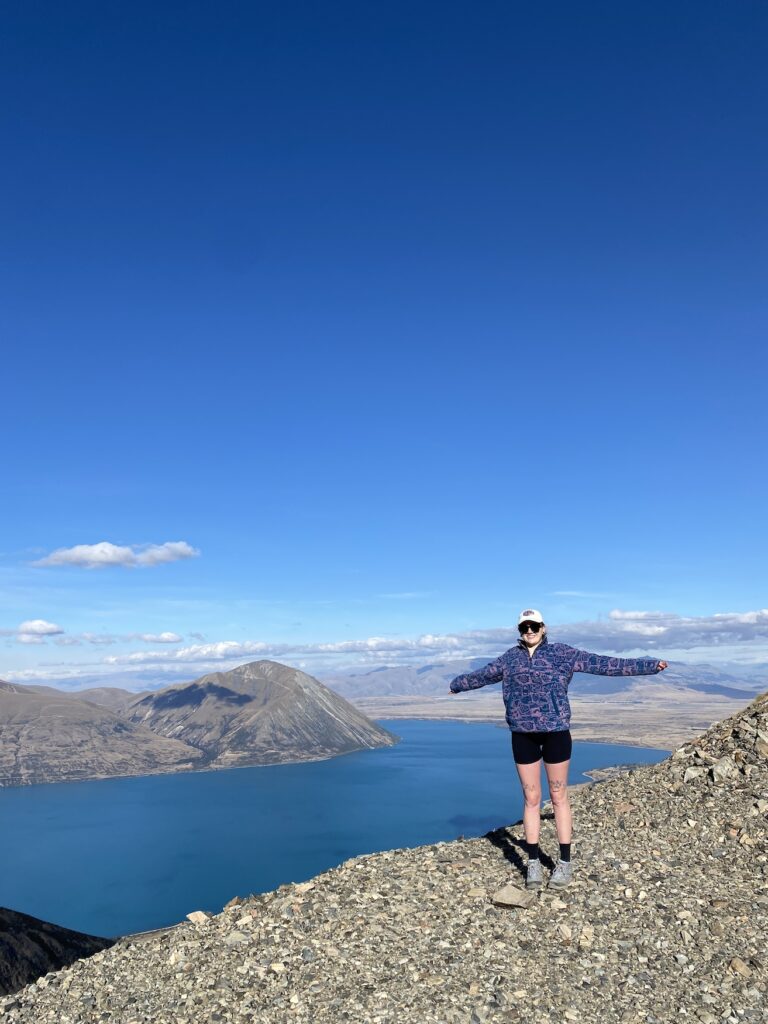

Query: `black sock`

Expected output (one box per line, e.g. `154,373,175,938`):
528,842,540,861
559,843,571,862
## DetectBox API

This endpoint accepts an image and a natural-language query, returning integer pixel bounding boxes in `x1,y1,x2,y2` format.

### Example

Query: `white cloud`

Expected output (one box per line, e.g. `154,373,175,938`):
134,542,199,567
33,541,199,570
608,610,667,620
81,633,119,645
14,619,65,645
104,633,467,668
99,607,768,672
78,631,183,645
17,619,64,636
8,607,768,687
2,622,184,648
106,640,271,665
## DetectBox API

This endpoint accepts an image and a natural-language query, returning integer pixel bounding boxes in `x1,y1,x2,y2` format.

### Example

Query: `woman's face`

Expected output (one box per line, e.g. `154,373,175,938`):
519,622,546,647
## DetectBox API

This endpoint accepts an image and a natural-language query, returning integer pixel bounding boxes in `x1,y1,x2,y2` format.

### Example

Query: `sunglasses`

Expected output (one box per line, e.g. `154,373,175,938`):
518,622,543,634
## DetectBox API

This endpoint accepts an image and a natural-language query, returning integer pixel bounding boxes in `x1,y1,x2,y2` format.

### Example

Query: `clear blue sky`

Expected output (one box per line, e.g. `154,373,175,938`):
2,1,767,686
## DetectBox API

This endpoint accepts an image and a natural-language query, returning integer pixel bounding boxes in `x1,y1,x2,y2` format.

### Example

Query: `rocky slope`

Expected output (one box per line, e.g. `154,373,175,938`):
0,908,112,997
0,684,205,787
3,692,766,1023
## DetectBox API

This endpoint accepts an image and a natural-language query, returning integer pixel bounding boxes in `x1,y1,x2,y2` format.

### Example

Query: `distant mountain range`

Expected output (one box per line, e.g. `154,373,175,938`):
0,662,397,787
321,656,765,701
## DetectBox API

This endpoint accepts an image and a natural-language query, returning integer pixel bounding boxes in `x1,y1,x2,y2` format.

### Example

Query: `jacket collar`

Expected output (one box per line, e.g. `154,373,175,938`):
517,634,549,652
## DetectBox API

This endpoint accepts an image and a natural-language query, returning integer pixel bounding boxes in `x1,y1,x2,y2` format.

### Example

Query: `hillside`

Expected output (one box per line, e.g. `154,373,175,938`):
123,660,397,768
3,691,766,1021
0,684,205,787
0,909,111,997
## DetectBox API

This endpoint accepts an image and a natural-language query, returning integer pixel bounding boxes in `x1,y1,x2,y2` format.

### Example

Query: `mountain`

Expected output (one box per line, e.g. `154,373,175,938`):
0,663,397,786
321,656,764,700
4,690,766,1020
0,908,112,997
321,657,494,698
0,684,205,786
123,660,398,768
570,660,762,698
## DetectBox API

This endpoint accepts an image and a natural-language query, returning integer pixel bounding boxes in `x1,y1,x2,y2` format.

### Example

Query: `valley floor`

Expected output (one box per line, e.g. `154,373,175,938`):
352,692,755,749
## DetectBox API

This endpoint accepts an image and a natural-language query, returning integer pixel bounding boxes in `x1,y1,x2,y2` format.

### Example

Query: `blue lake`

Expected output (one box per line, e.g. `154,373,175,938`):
0,720,669,937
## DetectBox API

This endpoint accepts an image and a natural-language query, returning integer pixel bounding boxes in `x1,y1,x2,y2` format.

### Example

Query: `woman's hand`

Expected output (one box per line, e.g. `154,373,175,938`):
657,660,668,671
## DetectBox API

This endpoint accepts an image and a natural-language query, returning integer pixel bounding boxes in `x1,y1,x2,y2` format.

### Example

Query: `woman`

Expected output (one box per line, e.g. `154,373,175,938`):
449,608,667,889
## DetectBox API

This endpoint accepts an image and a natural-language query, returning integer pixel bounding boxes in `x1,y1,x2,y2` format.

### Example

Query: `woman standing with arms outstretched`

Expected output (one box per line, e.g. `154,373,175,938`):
449,609,667,889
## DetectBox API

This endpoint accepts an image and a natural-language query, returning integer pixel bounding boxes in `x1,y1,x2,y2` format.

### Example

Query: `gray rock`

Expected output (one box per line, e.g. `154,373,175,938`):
710,755,740,783
490,884,535,908
185,911,210,925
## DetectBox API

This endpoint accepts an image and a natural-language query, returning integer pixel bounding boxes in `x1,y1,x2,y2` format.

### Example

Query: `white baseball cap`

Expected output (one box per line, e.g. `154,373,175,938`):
518,608,544,625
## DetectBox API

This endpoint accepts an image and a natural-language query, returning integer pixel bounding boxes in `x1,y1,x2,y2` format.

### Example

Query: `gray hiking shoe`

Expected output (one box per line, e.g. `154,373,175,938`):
549,860,573,888
525,859,543,890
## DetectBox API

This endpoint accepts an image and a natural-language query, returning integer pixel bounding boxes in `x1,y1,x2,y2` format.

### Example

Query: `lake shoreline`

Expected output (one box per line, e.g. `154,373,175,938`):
383,714,672,752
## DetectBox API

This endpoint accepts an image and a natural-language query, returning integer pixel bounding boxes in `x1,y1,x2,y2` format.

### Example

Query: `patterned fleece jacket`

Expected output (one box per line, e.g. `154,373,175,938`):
449,637,662,732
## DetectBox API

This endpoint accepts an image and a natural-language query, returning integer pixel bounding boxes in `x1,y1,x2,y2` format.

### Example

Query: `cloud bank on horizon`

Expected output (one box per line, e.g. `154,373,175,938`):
102,607,768,666
4,609,768,686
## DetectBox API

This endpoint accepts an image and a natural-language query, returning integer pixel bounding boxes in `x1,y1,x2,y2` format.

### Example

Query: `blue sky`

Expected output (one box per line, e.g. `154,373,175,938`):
2,1,767,687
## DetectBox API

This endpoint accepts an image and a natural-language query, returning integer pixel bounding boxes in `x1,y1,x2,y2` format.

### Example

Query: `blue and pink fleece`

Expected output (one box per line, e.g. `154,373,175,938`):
449,637,662,732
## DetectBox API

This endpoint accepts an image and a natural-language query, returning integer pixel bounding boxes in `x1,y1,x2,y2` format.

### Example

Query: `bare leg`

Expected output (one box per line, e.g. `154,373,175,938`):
515,759,543,848
544,759,572,845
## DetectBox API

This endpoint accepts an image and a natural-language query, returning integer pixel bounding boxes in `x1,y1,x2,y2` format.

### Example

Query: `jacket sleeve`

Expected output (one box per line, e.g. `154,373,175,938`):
450,656,504,692
571,649,662,676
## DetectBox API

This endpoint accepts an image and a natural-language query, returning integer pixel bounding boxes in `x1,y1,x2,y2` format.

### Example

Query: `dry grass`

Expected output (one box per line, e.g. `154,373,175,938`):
351,691,756,750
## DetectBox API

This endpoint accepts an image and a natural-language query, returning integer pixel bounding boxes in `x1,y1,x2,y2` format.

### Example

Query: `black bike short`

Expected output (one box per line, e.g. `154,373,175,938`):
511,729,572,765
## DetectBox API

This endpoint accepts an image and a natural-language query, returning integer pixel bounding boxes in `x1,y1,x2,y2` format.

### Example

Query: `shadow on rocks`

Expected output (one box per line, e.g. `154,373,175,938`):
484,813,557,882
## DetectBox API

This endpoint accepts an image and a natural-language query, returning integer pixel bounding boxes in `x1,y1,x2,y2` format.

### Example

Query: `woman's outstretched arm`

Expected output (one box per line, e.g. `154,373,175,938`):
571,650,667,676
449,656,504,693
